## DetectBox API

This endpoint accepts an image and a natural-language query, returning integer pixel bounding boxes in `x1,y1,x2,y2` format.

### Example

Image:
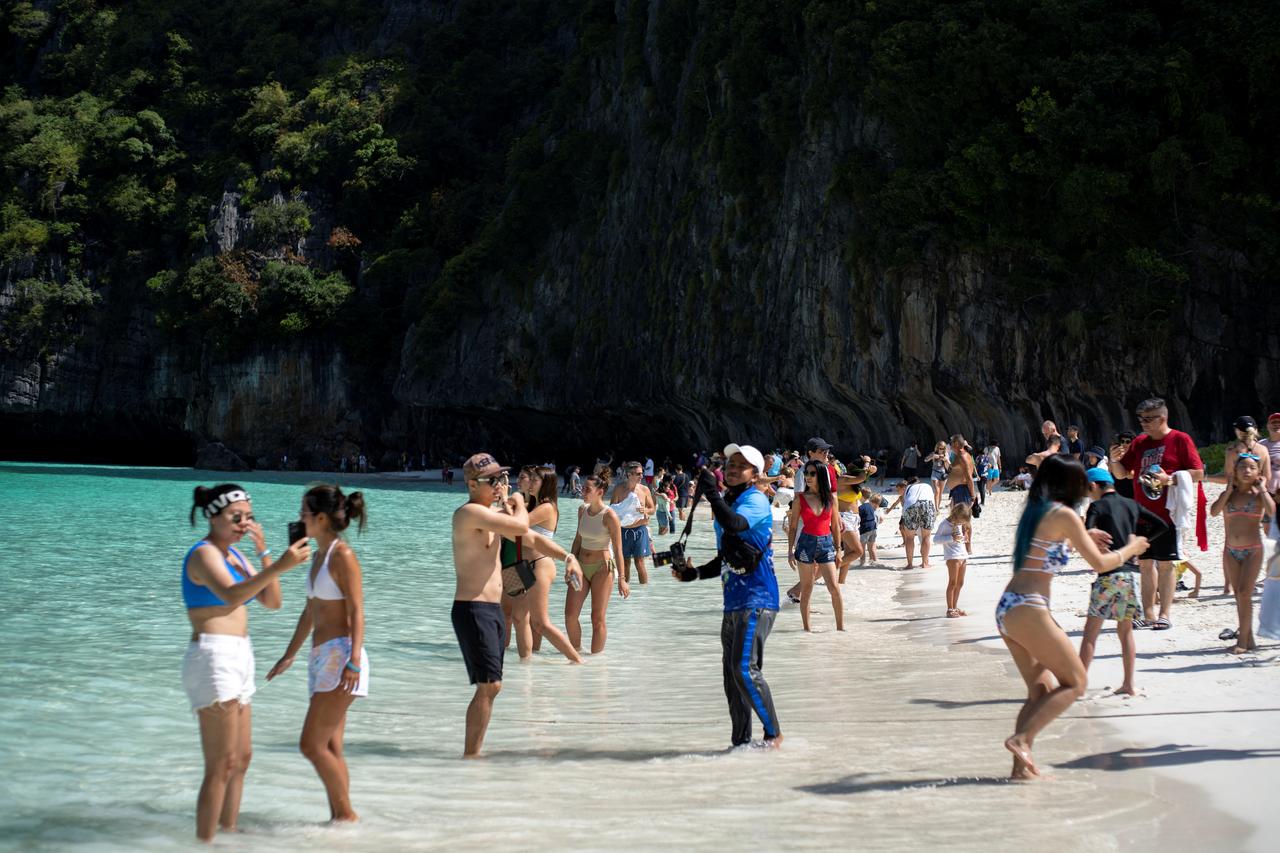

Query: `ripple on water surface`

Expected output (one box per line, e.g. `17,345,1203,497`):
0,464,1222,850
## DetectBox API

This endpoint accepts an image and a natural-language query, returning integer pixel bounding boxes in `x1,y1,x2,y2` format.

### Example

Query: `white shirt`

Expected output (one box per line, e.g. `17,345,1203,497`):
902,483,934,509
644,458,655,477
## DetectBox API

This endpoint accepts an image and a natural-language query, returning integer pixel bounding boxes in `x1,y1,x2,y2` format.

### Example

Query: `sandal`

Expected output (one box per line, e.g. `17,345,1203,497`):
1151,617,1172,630
1132,618,1151,629
1218,628,1238,641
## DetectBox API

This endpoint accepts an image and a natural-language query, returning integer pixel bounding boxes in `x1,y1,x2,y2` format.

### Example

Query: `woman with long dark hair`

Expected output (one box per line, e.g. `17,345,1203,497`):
514,466,585,663
996,456,1147,779
267,484,369,822
786,460,844,631
181,484,310,841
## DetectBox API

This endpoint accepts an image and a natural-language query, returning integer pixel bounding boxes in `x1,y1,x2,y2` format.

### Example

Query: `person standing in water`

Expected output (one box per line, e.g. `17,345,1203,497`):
451,453,530,757
568,468,630,653
786,459,844,632
673,444,782,749
513,466,585,663
611,462,656,585
181,484,310,841
267,485,369,823
997,456,1147,779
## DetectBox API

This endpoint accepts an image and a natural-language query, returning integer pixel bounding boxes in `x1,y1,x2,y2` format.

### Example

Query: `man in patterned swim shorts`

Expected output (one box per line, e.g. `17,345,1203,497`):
1078,467,1169,696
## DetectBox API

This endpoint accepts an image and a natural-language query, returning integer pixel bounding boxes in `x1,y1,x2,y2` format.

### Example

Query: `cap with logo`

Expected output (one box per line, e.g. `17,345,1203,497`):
463,452,510,480
1233,415,1258,431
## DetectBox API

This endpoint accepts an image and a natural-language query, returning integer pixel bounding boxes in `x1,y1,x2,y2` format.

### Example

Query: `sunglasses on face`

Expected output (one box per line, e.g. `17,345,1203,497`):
228,512,255,524
1137,415,1162,423
474,474,508,485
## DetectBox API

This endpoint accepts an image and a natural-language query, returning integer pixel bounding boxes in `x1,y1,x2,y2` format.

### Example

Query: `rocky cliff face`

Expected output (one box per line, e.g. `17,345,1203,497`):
4,1,1278,467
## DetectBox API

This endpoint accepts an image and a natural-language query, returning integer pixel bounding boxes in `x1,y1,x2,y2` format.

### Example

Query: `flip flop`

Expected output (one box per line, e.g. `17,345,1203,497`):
1132,618,1151,629
1151,617,1172,630
1218,628,1238,641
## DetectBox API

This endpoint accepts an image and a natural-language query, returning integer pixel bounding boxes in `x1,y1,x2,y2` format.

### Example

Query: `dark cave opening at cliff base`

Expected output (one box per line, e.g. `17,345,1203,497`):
0,414,197,467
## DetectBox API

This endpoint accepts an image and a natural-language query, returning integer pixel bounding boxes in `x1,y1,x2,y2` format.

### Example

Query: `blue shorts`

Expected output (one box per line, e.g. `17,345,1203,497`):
794,532,837,565
621,525,652,558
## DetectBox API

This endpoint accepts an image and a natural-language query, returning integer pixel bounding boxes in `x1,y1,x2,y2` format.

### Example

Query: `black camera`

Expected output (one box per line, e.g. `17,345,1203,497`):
653,541,691,572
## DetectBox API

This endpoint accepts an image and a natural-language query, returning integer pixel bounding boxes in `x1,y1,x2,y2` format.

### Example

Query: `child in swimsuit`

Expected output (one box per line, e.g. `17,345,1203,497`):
935,503,971,617
1210,454,1276,653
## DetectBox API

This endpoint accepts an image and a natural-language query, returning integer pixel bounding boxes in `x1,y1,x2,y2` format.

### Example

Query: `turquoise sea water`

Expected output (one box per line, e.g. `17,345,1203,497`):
0,463,1222,850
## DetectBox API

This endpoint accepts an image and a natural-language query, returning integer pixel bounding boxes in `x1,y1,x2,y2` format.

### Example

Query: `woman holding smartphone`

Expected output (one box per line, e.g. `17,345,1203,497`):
515,465,585,662
182,483,310,841
267,484,369,823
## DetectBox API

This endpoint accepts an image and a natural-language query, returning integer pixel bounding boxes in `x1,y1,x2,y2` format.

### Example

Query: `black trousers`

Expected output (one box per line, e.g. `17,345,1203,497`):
721,608,781,745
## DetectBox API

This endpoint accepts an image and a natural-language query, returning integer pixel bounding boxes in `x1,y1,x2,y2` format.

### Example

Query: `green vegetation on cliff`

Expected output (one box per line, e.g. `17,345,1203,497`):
2,1,1278,360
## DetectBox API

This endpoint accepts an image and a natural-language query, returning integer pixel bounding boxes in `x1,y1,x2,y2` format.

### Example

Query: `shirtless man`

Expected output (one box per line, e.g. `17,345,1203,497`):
451,453,530,757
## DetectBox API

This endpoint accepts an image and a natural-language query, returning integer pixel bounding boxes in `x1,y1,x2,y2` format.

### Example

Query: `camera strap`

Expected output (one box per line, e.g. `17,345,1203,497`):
676,490,704,548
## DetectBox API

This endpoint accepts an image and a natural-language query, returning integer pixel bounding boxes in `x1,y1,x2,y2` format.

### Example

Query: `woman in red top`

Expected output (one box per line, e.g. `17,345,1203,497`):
786,462,844,631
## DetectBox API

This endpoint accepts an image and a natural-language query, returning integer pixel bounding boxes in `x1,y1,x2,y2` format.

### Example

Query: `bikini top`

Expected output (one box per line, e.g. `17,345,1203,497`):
578,505,612,550
1018,536,1071,575
798,496,833,536
306,540,345,601
1017,504,1072,575
530,523,556,538
1226,496,1263,519
182,540,251,609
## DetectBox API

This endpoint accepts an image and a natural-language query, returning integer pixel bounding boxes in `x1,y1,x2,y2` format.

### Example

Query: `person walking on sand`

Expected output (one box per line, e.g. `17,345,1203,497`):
858,489,881,565
611,462,656,585
451,453,530,757
1223,416,1272,491
984,442,1002,492
786,459,844,632
1210,454,1275,654
266,485,370,823
935,503,971,617
568,469,630,653
997,455,1148,779
887,477,936,569
924,441,950,505
901,442,921,478
1108,398,1205,631
673,444,782,749
512,466,585,663
1079,468,1168,696
181,484,310,841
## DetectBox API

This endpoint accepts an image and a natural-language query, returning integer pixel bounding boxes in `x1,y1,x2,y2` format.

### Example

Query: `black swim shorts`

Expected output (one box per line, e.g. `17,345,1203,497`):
949,484,974,505
451,600,504,684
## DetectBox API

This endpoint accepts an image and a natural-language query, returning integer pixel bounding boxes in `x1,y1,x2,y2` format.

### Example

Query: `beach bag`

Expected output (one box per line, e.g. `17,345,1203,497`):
501,537,536,597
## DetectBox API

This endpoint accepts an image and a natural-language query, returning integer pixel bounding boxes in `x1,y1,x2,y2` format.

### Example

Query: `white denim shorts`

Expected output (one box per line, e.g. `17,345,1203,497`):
182,634,255,712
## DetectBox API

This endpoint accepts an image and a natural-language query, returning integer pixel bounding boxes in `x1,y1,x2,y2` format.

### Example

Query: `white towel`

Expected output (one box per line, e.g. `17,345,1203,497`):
1165,469,1196,531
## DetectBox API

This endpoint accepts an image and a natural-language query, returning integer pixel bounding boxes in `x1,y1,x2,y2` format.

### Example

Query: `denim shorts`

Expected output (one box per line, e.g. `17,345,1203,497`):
794,532,836,565
656,509,673,530
621,525,652,558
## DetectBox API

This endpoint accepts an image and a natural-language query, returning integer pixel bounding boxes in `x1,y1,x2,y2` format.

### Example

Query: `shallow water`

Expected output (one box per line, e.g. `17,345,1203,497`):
0,464,1241,849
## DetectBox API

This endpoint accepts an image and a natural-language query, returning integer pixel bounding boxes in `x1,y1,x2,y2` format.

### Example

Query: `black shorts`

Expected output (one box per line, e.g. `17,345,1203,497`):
451,600,504,684
1139,524,1182,563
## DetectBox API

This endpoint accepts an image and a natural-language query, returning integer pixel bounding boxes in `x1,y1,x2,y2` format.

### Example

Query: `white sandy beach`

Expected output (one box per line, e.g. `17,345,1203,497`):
862,481,1280,849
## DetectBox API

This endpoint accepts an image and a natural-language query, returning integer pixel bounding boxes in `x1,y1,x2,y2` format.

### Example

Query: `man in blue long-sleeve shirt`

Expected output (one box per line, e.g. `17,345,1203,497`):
673,443,781,748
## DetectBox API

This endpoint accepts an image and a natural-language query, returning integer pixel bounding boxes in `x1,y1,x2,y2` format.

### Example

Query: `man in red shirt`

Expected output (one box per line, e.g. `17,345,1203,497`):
1108,398,1204,629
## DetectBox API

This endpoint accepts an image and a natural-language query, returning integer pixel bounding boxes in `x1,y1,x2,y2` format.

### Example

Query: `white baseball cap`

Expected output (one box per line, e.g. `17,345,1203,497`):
723,443,766,473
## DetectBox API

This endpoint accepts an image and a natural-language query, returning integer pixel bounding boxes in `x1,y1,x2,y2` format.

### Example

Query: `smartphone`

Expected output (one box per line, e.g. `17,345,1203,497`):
288,521,307,545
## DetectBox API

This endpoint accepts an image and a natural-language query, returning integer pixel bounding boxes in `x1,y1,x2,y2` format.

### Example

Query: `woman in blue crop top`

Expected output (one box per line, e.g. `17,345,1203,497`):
996,457,1147,781
182,483,311,842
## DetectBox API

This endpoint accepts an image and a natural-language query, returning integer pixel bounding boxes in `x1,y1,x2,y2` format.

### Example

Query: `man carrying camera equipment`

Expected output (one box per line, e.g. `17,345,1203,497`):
668,443,782,749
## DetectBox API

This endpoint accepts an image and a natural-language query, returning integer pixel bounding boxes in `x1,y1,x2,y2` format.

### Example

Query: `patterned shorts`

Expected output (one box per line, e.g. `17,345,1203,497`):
1088,571,1144,622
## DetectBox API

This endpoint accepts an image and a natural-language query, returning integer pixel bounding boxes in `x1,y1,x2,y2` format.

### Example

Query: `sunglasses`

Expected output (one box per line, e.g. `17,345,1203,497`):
474,474,509,485
1137,415,1162,423
228,512,256,524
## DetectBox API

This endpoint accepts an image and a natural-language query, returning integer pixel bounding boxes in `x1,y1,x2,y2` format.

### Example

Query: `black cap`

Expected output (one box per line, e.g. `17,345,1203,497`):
1087,445,1107,460
1233,415,1257,431
805,437,832,452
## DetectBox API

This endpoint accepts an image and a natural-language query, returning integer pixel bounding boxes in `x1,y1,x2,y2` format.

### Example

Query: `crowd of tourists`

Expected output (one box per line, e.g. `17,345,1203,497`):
176,400,1280,838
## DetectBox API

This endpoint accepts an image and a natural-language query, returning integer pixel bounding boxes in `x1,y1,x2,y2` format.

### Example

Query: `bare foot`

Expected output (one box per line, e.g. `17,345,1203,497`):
331,811,359,823
1187,591,1199,599
1004,735,1038,777
920,561,933,568
946,609,958,618
763,735,784,750
1113,685,1136,696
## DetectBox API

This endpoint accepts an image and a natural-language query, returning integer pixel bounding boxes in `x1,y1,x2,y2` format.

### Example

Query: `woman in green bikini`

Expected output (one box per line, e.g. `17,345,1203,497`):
568,468,629,653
